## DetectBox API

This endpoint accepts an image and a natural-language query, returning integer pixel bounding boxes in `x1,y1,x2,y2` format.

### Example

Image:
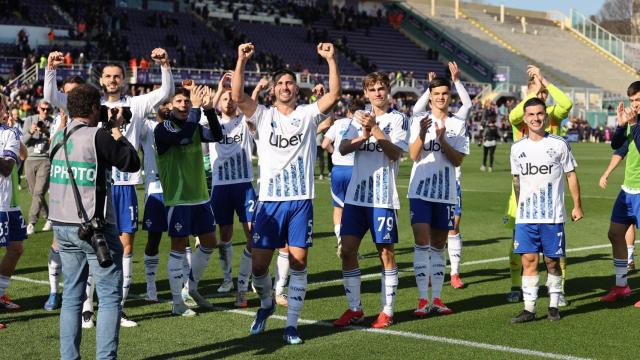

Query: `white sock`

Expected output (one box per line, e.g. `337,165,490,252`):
82,274,95,313
237,248,252,293
382,267,398,316
274,251,290,296
413,245,430,300
286,268,307,328
121,253,133,306
334,224,341,244
168,251,185,305
342,268,361,311
447,234,462,275
144,254,160,299
430,246,446,299
0,275,9,297
47,247,61,294
546,274,562,308
183,246,192,290
628,245,635,264
189,246,213,291
218,240,233,282
252,272,273,308
614,258,628,287
522,275,539,313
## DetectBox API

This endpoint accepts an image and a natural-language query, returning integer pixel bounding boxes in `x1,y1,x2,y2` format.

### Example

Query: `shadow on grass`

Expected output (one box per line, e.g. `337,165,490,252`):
141,322,335,359
13,266,48,275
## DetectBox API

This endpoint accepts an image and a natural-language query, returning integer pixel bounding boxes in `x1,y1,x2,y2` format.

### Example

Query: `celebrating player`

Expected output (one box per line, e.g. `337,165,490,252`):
232,41,340,344
45,48,174,327
408,76,469,316
505,66,572,304
333,72,408,329
509,98,583,323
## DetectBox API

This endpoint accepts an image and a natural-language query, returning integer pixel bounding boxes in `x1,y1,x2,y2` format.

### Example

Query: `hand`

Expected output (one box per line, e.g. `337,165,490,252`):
110,107,126,128
354,110,376,129
47,51,64,70
238,43,255,61
419,115,432,138
190,85,206,108
182,79,195,91
150,48,169,66
428,72,436,82
527,65,547,86
621,106,638,126
616,101,625,126
317,43,335,60
313,84,326,97
218,72,233,90
448,62,459,82
599,175,608,189
201,86,214,110
434,120,445,139
256,77,270,90
30,123,38,134
571,207,584,222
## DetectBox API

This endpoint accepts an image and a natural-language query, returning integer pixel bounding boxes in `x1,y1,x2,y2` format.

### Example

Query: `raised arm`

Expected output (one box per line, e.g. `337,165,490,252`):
232,43,259,118
251,77,269,102
316,43,342,114
413,72,435,114
199,87,223,142
44,52,68,112
131,48,174,117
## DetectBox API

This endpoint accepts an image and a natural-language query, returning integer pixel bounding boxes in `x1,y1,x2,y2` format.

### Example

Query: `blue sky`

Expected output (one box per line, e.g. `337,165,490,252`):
480,0,605,17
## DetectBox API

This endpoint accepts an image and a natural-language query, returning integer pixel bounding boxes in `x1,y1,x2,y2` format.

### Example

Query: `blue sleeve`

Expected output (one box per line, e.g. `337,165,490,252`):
611,125,628,150
614,139,629,158
153,120,198,155
199,108,223,143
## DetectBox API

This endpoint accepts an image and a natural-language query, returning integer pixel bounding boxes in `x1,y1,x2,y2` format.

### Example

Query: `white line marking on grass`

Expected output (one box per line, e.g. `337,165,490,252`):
310,243,613,287
217,307,591,360
11,276,50,286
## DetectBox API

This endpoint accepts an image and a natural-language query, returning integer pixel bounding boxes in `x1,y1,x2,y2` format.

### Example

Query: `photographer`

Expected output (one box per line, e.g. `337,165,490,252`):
49,84,140,360
22,99,54,235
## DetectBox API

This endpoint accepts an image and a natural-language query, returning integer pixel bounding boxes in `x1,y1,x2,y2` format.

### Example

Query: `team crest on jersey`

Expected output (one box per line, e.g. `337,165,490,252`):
382,123,391,134
290,118,302,127
446,129,456,137
145,219,153,227
174,222,183,232
546,148,557,158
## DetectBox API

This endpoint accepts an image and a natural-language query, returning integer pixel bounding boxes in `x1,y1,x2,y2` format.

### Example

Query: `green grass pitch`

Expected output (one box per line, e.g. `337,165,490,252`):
1,142,639,359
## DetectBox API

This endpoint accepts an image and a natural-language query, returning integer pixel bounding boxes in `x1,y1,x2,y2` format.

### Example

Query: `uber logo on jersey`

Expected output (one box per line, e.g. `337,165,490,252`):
269,133,302,148
221,133,244,145
422,140,443,152
520,163,553,175
359,140,383,152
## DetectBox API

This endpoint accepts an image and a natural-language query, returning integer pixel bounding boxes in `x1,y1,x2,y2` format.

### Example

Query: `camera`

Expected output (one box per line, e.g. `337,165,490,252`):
100,105,132,129
36,120,46,129
78,218,113,268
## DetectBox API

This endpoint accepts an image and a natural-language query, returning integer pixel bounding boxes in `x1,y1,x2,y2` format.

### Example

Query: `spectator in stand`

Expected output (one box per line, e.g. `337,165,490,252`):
139,57,150,71
47,29,55,45
63,52,72,65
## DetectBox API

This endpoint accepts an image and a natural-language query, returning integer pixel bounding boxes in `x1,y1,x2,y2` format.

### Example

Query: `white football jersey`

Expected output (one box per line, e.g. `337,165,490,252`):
0,125,21,211
510,134,576,224
343,110,408,209
251,103,325,201
408,112,469,204
209,115,254,186
140,119,162,195
324,118,354,166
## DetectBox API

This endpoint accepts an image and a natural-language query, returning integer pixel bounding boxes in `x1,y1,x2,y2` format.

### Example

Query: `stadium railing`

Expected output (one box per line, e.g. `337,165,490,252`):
569,9,625,63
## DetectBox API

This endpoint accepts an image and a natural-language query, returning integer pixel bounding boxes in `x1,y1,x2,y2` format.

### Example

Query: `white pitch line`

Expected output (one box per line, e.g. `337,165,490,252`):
309,243,613,287
217,307,591,360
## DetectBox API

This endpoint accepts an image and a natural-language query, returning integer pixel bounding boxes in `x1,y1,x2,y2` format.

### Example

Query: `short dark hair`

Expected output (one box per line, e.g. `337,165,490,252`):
100,63,126,77
628,81,640,97
428,77,450,91
67,84,101,118
62,75,85,87
523,97,546,112
348,99,365,114
172,87,190,99
363,72,390,90
272,69,296,84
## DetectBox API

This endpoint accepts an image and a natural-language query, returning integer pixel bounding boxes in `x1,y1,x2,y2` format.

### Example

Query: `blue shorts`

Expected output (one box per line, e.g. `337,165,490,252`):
210,182,257,225
0,210,26,246
251,200,313,249
611,190,640,225
340,203,398,244
514,223,565,258
142,193,168,232
167,203,216,237
330,165,353,208
111,184,138,234
453,181,462,217
409,198,454,230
